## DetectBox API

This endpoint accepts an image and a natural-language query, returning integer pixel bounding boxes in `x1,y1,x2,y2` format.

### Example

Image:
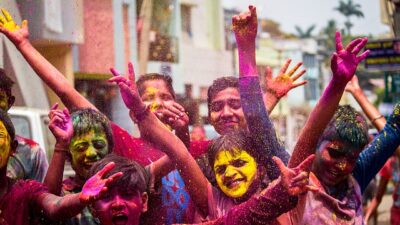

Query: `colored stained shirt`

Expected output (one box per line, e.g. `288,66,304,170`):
239,76,290,180
0,178,48,225
379,156,400,225
7,135,49,182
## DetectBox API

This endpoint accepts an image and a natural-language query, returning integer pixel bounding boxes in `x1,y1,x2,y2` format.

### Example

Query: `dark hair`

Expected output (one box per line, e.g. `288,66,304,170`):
318,105,369,152
208,130,259,168
136,73,175,99
89,154,148,193
0,109,15,141
71,109,114,152
207,76,239,115
0,71,14,98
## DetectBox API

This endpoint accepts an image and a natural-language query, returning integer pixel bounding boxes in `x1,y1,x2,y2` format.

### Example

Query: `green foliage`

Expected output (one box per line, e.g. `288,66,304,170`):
334,0,364,36
295,25,316,38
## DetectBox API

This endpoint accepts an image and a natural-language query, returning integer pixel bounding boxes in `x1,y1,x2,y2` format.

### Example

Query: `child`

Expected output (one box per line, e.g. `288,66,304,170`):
0,109,121,225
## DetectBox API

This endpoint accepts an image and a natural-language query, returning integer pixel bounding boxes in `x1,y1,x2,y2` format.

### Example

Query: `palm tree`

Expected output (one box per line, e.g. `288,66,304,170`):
295,25,316,38
334,0,364,36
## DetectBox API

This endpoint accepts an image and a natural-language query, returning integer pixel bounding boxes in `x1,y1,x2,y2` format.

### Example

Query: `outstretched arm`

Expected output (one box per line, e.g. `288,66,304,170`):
0,9,95,110
109,63,210,216
44,103,74,195
289,32,369,168
364,176,389,224
37,162,121,220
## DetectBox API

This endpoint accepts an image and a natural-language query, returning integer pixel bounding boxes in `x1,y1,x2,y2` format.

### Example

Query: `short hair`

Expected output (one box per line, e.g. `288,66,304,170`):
89,154,148,193
0,109,15,141
207,130,260,168
318,105,369,152
0,70,14,98
207,76,239,115
71,109,114,153
136,73,176,99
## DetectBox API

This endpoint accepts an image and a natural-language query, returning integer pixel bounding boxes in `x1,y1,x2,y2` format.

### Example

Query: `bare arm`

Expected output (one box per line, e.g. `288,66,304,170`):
289,32,369,168
110,63,210,216
364,176,389,224
0,13,95,110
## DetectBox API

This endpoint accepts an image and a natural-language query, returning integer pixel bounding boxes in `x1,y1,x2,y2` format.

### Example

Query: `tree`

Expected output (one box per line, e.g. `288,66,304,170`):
295,25,316,38
334,0,364,36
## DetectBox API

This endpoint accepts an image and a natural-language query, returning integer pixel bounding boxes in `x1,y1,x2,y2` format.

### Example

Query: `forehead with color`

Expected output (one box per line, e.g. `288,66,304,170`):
211,87,240,103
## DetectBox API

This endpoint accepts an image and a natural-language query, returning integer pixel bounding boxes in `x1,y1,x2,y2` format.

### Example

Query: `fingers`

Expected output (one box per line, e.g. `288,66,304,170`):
291,80,308,89
63,108,71,119
110,67,120,77
50,103,59,111
1,8,13,22
297,154,315,171
287,62,303,76
108,76,128,84
357,50,370,63
351,37,368,55
249,5,257,18
272,156,286,174
0,15,6,25
335,31,343,52
330,53,338,71
265,66,272,80
128,62,136,81
345,38,363,53
291,69,306,81
291,171,309,184
21,20,27,29
106,172,123,185
96,162,115,177
279,59,292,75
305,184,319,192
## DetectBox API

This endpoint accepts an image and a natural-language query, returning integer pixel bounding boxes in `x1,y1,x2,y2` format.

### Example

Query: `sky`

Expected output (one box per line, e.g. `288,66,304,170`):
223,0,389,37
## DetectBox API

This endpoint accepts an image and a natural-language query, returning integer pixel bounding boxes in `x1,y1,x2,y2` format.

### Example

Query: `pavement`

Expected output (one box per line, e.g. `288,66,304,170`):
368,194,392,225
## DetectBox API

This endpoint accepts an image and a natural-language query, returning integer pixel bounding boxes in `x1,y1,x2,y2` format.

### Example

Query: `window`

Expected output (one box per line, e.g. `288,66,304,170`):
302,53,316,68
10,115,31,139
181,4,192,39
305,78,318,101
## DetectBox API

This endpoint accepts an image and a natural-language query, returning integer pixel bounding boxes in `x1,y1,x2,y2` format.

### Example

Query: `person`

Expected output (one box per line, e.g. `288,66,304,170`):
190,125,207,141
0,108,121,225
0,69,48,182
89,154,149,225
346,75,400,225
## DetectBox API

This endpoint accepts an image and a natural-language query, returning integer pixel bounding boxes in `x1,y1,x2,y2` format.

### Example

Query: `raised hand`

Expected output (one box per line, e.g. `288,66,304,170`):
155,102,189,130
48,103,73,146
273,155,318,196
79,162,122,204
265,59,307,99
331,32,369,85
345,75,362,94
109,62,146,117
232,5,257,49
0,8,29,47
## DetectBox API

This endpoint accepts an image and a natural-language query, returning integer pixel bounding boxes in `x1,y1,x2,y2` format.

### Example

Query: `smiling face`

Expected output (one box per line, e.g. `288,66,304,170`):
69,129,109,179
92,187,148,225
0,121,11,169
213,148,257,198
140,79,175,114
313,140,361,187
209,88,246,135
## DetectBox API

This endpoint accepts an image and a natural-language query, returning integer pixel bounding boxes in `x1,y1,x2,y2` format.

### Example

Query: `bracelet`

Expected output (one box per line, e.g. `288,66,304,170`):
54,146,69,153
371,115,384,123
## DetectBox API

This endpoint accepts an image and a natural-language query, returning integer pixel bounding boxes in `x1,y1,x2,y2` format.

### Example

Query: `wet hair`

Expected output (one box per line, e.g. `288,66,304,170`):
0,109,15,141
0,70,14,98
318,105,369,152
208,130,260,168
89,154,148,193
207,76,239,115
71,108,114,152
136,73,176,99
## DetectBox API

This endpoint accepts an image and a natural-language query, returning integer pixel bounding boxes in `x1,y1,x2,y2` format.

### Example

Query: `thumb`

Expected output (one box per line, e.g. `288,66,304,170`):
272,156,287,174
265,66,272,81
128,62,136,81
297,154,315,172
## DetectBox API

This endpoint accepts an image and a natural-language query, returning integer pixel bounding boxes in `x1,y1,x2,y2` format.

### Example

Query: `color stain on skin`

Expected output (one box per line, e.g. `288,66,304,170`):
145,87,159,112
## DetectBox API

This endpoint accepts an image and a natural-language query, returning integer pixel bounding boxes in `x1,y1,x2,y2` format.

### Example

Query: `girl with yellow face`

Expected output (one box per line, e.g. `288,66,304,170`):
0,121,13,169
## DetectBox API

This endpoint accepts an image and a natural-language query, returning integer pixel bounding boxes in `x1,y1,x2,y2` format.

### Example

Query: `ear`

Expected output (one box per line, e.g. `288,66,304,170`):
7,96,15,109
141,192,148,213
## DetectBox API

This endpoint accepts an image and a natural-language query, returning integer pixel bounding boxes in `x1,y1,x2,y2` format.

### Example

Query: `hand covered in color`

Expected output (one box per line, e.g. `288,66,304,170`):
273,154,317,196
331,31,369,85
264,59,307,99
0,8,29,47
79,162,122,204
155,102,189,131
344,75,362,94
48,103,73,145
232,5,257,48
109,62,146,116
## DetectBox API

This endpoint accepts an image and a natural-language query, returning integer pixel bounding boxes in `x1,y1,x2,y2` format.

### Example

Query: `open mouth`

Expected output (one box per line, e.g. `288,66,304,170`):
112,213,128,225
225,178,246,189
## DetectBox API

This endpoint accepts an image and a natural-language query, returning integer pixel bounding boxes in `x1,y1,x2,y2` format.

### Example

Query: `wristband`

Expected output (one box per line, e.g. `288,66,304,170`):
54,146,69,153
371,115,384,123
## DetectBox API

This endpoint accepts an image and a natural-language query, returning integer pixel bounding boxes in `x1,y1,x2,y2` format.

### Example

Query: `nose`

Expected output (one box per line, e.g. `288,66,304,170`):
149,97,164,112
221,105,234,118
111,195,125,211
224,166,238,178
85,146,98,160
335,160,349,172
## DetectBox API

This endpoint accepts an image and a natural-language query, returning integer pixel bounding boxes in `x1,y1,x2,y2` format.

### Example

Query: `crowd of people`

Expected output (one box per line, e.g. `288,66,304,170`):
0,5,399,225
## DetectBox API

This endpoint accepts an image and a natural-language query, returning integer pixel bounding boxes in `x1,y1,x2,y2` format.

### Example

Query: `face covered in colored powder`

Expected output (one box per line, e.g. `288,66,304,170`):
213,148,258,198
92,187,148,225
209,88,247,135
69,129,109,179
140,79,175,114
0,89,11,111
313,140,361,187
0,121,12,169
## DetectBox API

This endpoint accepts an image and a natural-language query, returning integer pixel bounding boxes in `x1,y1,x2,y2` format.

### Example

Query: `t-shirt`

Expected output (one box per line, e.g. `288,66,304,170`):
0,179,48,225
288,173,363,225
7,135,49,182
380,157,400,209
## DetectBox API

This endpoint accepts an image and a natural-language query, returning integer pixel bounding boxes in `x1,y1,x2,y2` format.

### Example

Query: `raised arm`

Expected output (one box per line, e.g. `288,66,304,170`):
289,32,369,168
38,162,121,220
44,103,73,195
109,63,210,216
345,75,386,130
0,9,95,110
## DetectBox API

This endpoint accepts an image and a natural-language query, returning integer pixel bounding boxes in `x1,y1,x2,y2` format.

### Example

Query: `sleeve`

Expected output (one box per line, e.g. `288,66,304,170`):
207,178,297,225
31,144,49,182
379,157,393,180
239,76,290,180
353,104,400,193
